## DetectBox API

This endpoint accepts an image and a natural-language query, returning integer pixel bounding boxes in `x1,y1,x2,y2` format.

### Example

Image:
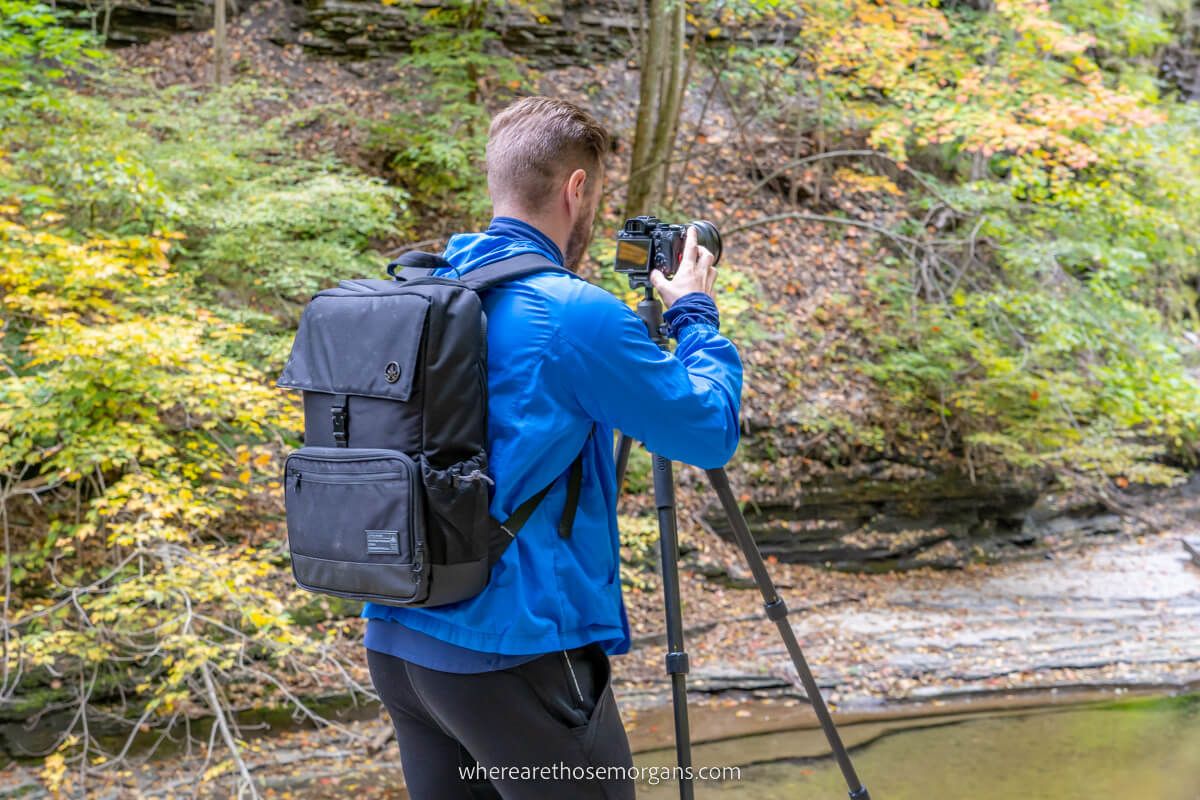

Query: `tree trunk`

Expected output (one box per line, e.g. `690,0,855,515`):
213,0,229,86
625,0,686,218
464,0,490,107
648,0,686,199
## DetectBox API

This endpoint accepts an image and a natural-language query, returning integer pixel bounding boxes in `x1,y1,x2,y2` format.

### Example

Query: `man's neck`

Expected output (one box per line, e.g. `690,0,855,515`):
490,208,569,263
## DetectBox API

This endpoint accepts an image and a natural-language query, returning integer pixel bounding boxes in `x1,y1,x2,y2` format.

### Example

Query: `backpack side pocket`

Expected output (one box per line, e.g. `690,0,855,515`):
420,453,494,566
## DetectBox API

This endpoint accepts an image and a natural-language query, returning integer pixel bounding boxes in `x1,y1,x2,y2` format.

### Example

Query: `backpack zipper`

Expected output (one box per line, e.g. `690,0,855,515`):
288,469,406,494
411,539,423,574
290,447,416,462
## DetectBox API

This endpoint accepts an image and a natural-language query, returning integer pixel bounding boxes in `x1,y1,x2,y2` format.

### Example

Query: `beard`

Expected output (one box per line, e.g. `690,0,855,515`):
563,200,597,272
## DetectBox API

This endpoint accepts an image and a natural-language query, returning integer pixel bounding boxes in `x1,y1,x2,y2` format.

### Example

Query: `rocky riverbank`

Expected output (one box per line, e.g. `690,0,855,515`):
618,477,1200,714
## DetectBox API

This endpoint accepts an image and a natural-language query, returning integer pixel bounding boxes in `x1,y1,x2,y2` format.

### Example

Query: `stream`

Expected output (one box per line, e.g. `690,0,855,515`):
635,695,1200,799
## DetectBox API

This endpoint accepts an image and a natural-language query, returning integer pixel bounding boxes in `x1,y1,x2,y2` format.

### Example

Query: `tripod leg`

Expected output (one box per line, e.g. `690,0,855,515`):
705,468,871,800
615,433,633,491
652,453,695,800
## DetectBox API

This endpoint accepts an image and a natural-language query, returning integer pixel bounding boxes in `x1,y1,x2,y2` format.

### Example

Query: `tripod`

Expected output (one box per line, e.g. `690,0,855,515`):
614,286,870,800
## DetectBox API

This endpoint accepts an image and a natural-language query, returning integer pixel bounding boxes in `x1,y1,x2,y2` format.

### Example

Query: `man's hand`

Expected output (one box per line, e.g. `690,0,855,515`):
650,225,717,309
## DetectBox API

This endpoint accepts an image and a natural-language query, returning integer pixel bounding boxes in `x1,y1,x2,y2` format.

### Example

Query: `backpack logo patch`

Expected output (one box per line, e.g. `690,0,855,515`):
384,361,402,384
365,529,400,555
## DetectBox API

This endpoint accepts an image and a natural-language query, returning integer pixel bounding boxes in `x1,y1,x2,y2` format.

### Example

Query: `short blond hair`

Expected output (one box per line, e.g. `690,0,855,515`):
486,96,610,212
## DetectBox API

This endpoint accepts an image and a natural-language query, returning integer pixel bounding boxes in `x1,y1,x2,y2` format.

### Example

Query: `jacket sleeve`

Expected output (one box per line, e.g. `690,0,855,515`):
549,286,744,469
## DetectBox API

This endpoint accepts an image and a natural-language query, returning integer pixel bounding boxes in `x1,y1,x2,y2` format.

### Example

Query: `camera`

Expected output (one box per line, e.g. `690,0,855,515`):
614,216,722,288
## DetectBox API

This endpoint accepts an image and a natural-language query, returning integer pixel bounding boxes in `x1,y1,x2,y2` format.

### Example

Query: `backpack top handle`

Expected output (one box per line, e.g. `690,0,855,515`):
387,250,576,288
386,250,453,279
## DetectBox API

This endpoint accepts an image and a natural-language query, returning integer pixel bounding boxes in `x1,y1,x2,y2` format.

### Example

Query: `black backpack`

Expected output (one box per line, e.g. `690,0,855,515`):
276,252,591,607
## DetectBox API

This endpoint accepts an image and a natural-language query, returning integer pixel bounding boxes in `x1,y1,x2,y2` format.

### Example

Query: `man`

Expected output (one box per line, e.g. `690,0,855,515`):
363,96,743,799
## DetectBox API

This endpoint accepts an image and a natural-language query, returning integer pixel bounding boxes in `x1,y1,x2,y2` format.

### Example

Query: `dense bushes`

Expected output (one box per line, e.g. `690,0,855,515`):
0,7,407,792
721,0,1200,487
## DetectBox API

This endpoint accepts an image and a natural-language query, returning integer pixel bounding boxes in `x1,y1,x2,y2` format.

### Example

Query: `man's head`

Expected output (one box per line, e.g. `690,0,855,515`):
486,97,610,271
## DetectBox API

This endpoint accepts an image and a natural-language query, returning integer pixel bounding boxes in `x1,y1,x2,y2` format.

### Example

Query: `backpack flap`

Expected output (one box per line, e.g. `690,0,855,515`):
276,290,427,403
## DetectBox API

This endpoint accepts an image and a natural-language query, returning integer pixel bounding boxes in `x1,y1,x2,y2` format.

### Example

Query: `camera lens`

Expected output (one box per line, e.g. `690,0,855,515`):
690,220,722,266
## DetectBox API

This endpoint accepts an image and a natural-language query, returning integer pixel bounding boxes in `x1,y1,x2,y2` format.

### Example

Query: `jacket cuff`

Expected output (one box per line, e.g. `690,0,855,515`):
663,293,720,339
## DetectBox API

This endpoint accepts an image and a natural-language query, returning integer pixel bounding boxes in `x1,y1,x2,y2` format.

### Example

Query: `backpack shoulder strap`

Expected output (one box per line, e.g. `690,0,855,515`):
488,423,595,567
387,250,452,280
460,252,574,291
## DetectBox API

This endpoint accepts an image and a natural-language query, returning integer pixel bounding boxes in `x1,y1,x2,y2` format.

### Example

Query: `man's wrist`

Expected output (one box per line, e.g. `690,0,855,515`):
663,292,720,339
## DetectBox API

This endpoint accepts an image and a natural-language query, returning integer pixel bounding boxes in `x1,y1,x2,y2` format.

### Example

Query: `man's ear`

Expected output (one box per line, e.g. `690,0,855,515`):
564,168,588,214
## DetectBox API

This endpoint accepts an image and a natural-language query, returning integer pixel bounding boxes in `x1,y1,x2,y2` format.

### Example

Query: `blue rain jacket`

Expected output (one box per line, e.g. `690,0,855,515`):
361,218,743,656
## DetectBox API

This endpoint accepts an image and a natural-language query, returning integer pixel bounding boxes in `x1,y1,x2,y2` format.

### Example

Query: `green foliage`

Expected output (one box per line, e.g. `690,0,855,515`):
1,78,409,400
2,89,183,232
1055,0,1181,58
0,0,101,99
866,265,1200,485
192,166,403,301
618,514,660,592
3,80,409,302
622,444,653,496
368,2,523,228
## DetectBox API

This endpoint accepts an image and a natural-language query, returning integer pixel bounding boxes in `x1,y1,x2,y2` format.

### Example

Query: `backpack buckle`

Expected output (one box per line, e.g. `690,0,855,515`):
331,394,349,447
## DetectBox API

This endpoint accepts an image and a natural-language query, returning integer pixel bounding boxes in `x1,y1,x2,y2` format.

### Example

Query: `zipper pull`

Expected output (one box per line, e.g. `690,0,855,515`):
292,470,302,494
411,541,423,574
466,469,495,487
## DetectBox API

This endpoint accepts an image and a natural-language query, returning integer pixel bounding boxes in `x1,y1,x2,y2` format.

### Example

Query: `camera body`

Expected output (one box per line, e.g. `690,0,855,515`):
614,216,722,288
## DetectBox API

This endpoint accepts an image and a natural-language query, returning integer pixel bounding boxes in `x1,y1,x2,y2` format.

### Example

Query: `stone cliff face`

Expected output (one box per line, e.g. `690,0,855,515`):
63,0,219,45
297,0,637,65
64,0,802,67
1161,3,1200,101
61,0,639,65
700,462,1159,571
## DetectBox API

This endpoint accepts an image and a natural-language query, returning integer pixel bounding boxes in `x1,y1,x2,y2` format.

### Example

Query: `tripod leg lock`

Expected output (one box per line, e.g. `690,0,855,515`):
764,597,788,622
665,651,689,675
848,786,871,800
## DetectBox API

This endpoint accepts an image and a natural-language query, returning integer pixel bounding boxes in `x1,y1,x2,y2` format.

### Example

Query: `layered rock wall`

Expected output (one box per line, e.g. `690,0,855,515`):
60,0,641,65
62,0,800,68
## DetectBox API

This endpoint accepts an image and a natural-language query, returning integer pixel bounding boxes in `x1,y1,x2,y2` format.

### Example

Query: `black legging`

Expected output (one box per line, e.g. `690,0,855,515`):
367,642,636,799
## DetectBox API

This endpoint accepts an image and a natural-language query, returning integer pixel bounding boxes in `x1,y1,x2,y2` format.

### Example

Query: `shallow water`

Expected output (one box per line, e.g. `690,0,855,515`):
636,696,1200,799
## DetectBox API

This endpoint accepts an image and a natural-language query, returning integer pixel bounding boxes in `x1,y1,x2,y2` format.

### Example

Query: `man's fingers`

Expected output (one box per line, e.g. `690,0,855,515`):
705,265,717,295
696,246,714,271
681,226,698,269
649,268,668,292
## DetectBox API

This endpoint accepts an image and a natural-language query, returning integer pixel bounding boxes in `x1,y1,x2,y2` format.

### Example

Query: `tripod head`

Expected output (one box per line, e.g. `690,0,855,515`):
635,285,670,349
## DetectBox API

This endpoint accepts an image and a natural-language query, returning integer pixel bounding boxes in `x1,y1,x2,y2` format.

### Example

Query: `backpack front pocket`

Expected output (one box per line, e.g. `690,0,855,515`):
283,447,428,605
